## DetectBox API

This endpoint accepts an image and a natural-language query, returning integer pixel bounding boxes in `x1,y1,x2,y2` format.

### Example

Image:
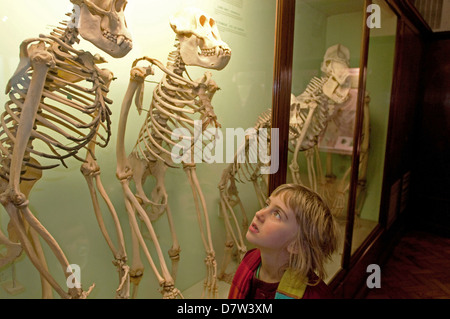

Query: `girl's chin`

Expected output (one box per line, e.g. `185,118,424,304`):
245,231,256,243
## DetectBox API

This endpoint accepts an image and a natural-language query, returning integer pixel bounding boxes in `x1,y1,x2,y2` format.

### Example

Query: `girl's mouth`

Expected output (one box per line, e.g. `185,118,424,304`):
249,223,259,233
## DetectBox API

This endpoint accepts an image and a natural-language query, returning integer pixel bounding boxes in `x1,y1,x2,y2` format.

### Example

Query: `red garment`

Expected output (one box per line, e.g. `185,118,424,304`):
228,248,335,299
249,276,279,299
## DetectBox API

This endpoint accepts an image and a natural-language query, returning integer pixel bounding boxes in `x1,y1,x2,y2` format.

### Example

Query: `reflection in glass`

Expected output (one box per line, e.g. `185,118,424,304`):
290,0,365,282
351,0,397,254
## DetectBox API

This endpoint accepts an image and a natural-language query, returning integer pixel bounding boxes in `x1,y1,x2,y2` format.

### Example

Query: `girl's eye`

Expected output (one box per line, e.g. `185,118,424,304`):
272,211,281,220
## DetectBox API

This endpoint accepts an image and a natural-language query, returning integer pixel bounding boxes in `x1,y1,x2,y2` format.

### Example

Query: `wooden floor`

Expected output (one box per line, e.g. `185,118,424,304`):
365,229,450,299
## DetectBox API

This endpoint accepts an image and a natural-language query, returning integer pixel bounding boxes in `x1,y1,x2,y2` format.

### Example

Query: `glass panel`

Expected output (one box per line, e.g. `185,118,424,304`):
0,0,276,298
289,0,365,282
351,0,397,254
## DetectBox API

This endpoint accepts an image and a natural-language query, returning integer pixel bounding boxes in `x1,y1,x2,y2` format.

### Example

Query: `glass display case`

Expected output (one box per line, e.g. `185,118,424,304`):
288,0,367,283
0,0,399,299
351,0,397,254
286,0,397,284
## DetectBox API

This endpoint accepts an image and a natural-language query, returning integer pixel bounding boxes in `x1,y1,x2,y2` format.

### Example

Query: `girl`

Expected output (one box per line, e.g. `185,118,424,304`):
228,183,338,299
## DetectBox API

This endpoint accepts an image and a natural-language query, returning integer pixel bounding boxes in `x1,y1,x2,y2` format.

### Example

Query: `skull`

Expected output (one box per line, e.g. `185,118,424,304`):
320,44,351,104
70,0,132,58
170,7,231,70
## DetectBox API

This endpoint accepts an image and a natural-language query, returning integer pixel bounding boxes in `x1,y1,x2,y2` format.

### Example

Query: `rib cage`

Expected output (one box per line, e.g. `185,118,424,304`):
132,67,218,167
134,73,193,164
289,76,330,152
223,76,331,185
230,109,272,184
0,32,112,181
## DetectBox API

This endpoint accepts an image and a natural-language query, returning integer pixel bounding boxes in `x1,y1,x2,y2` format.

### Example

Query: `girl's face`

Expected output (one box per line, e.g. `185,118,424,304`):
246,194,299,253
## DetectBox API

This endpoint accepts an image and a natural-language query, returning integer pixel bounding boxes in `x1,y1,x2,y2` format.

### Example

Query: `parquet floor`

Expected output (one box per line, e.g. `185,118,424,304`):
365,230,450,299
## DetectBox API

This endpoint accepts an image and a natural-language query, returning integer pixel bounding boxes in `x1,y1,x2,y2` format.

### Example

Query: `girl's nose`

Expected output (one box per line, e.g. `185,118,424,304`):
255,208,265,221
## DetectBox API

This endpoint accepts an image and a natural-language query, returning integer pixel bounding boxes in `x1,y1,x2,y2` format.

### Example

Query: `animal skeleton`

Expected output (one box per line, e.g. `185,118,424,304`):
217,44,362,281
116,7,231,299
0,0,132,299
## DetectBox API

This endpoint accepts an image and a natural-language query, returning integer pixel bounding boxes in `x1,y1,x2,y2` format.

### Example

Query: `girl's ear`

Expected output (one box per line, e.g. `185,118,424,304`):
287,241,299,254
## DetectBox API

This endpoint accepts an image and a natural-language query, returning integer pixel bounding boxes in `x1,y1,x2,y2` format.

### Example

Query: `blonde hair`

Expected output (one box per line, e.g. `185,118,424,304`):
271,183,338,285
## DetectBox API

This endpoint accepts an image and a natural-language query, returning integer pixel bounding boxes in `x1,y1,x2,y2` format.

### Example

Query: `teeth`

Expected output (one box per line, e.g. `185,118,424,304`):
102,30,117,42
102,30,130,47
199,46,231,57
199,48,216,56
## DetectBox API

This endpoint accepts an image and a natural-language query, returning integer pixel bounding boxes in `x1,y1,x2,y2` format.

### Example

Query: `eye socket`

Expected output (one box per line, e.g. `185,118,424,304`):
199,15,207,27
